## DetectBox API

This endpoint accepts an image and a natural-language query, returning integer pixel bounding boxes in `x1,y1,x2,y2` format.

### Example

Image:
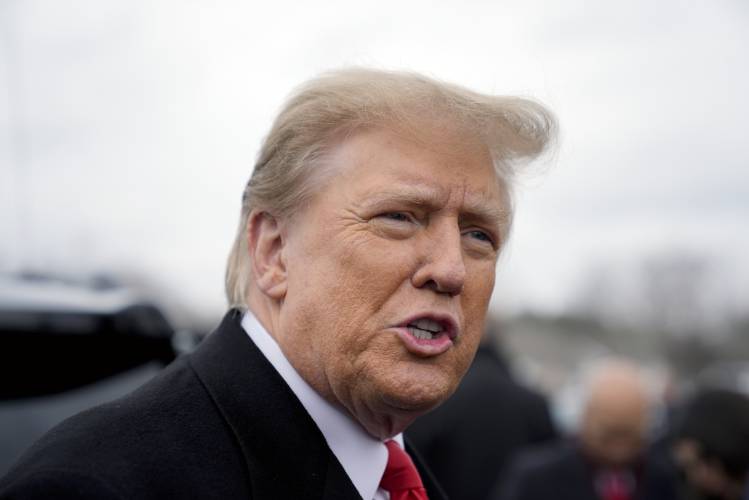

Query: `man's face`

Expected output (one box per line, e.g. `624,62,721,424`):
580,388,648,467
274,124,507,438
581,414,647,467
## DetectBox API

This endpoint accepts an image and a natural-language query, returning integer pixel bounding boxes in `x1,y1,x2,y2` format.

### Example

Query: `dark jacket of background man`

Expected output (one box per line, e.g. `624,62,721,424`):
492,439,680,500
407,344,557,500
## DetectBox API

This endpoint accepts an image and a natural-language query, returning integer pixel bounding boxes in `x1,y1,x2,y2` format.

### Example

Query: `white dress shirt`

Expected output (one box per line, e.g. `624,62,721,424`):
241,311,403,500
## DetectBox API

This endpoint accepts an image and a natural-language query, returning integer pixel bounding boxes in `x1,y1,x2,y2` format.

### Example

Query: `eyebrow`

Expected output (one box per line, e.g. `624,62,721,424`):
361,184,511,228
462,193,512,229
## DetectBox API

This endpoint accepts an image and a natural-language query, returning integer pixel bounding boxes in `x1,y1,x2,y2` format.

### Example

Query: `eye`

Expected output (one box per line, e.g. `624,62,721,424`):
378,212,413,223
464,229,496,247
370,211,420,239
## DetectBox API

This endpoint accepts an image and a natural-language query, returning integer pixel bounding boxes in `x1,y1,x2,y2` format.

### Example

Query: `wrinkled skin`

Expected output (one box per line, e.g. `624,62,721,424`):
249,123,509,439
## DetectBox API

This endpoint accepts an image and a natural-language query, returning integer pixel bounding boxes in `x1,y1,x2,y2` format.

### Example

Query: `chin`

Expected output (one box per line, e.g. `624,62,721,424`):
379,370,457,414
349,369,458,439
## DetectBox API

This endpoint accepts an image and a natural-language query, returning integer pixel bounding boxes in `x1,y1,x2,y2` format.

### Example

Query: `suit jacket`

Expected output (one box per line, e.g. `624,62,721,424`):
407,345,556,500
0,310,447,500
491,441,599,500
491,440,679,500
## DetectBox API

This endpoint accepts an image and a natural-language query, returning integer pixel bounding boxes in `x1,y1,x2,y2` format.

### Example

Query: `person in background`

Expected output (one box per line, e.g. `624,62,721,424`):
407,317,557,500
671,388,749,500
492,358,678,500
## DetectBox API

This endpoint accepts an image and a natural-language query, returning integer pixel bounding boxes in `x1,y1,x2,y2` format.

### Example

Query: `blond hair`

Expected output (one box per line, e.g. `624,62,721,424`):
226,68,556,309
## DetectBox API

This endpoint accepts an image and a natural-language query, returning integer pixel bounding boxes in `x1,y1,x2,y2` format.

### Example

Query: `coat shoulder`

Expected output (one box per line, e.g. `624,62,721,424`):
0,356,250,499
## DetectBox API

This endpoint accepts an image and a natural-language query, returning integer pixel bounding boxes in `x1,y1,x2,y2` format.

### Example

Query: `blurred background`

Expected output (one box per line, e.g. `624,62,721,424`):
1,0,748,484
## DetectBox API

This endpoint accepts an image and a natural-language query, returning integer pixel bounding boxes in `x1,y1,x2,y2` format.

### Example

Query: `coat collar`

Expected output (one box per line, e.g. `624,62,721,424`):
188,309,360,499
188,309,447,500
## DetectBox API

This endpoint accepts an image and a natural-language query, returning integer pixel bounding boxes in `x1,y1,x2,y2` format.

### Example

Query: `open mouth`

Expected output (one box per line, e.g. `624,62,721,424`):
395,314,458,356
400,315,457,342
406,318,445,340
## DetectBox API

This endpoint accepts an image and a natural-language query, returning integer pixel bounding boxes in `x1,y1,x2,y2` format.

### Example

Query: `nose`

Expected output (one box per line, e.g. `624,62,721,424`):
411,221,466,296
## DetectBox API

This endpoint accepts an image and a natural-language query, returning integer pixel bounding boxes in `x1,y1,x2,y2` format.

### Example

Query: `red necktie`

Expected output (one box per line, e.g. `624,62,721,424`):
598,470,632,500
379,440,429,500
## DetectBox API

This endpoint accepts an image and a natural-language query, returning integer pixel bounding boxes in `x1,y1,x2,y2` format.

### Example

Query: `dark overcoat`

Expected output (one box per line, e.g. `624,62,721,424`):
0,310,446,500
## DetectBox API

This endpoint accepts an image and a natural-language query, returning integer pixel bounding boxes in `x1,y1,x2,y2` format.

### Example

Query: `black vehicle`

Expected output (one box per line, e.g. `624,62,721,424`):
0,273,182,475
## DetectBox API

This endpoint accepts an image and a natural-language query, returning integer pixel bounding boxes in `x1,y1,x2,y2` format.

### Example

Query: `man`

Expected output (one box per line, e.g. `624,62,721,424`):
0,69,555,499
671,388,749,500
494,358,678,500
407,318,557,500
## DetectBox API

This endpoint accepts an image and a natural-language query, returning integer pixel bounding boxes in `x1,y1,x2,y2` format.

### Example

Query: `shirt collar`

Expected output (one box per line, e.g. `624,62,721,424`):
241,311,402,500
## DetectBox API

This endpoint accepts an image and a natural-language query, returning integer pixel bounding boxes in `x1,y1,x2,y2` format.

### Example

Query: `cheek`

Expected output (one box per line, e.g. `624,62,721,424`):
462,264,496,329
288,239,416,358
327,240,421,322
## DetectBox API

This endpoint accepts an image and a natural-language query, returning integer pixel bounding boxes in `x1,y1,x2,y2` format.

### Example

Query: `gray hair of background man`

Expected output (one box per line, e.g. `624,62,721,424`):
225,68,557,309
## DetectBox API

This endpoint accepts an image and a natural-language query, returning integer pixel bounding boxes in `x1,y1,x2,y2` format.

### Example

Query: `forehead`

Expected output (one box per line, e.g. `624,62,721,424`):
320,125,509,213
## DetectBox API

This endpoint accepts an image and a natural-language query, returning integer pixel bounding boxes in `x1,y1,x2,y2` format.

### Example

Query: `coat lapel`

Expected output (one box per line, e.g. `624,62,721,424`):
188,310,361,499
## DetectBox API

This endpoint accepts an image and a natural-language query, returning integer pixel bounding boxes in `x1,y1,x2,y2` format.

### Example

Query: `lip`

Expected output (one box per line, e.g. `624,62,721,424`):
391,312,460,357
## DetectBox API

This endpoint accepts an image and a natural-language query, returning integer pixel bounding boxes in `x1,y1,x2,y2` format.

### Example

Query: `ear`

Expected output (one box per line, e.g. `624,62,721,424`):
247,210,287,300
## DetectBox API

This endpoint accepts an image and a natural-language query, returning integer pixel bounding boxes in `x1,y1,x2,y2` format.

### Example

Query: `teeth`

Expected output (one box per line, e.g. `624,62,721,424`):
411,318,443,333
408,327,435,340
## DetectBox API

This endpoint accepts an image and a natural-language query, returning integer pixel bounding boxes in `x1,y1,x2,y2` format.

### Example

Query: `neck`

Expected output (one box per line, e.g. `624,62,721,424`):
246,291,281,342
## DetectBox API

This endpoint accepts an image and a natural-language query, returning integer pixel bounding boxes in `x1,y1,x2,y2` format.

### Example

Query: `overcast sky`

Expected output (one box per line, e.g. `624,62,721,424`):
1,0,747,321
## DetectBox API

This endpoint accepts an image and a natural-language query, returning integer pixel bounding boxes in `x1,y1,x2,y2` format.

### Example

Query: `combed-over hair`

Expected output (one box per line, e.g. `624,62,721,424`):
225,68,557,309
